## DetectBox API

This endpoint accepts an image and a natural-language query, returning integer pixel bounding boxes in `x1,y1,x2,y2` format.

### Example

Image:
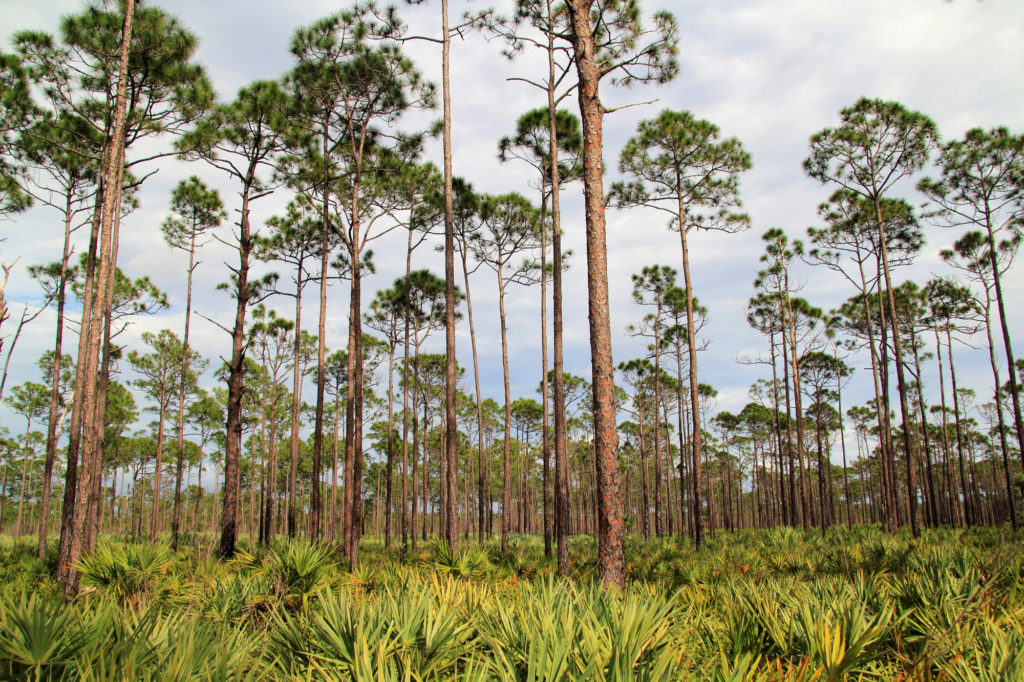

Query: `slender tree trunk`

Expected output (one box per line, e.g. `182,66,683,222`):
264,403,280,545
171,231,198,551
813,409,828,535
769,331,788,526
835,351,852,528
985,222,1024,472
676,219,705,549
14,421,32,536
151,391,167,543
547,7,571,574
783,273,809,530
946,329,973,526
639,407,649,538
652,310,664,538
57,106,104,587
220,181,255,560
539,182,552,557
87,204,123,553
854,255,898,532
499,274,512,556
935,328,963,525
287,265,305,540
63,0,134,599
38,198,73,559
441,0,459,554
460,250,486,545
343,226,362,567
673,340,689,537
384,346,396,547
875,199,919,536
567,0,624,587
910,329,939,528
982,295,1018,529
351,275,365,562
779,327,797,527
400,232,413,560
331,403,340,541
410,349,421,551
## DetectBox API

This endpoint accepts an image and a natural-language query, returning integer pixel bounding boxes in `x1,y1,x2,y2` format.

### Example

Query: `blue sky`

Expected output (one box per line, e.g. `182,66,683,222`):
2,0,1023,458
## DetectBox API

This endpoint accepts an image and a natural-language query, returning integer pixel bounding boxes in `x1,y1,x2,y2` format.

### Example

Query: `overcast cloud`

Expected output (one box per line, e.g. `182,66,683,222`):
2,0,1022,452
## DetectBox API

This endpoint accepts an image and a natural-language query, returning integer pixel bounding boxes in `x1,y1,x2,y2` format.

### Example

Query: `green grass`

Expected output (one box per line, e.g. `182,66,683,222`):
0,526,1021,680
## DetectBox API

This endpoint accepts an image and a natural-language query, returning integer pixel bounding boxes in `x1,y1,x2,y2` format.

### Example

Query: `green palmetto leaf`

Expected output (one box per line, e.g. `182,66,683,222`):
0,593,89,678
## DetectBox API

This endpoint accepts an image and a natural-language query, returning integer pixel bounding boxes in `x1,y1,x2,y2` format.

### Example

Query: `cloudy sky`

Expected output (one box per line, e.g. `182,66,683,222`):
2,0,1023,454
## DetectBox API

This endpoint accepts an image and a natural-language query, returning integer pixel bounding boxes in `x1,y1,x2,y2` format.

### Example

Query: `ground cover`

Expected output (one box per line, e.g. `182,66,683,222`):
0,526,1021,680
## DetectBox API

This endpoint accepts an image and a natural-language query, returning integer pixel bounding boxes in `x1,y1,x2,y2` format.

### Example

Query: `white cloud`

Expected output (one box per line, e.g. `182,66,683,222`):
1,0,1022,453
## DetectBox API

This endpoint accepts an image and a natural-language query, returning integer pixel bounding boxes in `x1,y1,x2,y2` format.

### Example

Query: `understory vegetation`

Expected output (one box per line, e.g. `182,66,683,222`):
0,526,1021,680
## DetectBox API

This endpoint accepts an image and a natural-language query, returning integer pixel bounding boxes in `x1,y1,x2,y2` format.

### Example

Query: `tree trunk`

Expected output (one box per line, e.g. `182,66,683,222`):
910,329,939,528
220,182,254,560
171,230,198,551
935,328,962,525
499,273,512,556
460,250,486,545
63,0,134,599
783,273,809,530
875,199,920,537
676,218,705,549
985,222,1024,472
566,0,625,588
287,261,305,540
539,180,552,557
947,329,973,526
441,0,459,554
384,345,396,547
151,389,167,543
547,0,571,574
982,294,1018,529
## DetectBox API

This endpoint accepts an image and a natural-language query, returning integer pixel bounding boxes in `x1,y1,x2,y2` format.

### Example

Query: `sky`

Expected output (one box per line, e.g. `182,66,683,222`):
1,0,1023,460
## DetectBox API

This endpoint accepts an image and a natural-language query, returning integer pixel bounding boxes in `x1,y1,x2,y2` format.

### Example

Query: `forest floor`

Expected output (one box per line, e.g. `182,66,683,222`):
0,526,1021,680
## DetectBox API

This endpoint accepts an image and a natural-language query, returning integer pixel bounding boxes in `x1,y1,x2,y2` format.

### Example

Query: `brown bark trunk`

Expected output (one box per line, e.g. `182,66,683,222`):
219,182,254,559
460,249,486,545
982,294,1018,529
677,221,704,548
567,0,624,588
947,329,973,526
171,229,198,551
343,212,362,567
499,273,512,556
63,0,134,599
875,199,920,537
910,329,938,527
547,1,571,574
150,388,167,543
384,346,396,547
287,261,305,540
38,197,73,559
440,0,459,554
539,182,551,556
985,222,1024,473
783,272,809,530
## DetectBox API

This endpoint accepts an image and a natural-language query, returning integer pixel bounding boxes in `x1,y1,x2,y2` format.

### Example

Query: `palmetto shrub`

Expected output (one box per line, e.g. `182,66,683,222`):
1,526,1021,679
264,540,338,610
76,542,177,602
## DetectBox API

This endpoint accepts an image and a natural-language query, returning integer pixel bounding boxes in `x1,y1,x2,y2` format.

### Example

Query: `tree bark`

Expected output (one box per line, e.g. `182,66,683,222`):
499,273,512,556
875,199,920,537
546,0,571,576
38,196,74,559
566,0,625,588
441,0,459,554
63,0,134,599
171,229,198,551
